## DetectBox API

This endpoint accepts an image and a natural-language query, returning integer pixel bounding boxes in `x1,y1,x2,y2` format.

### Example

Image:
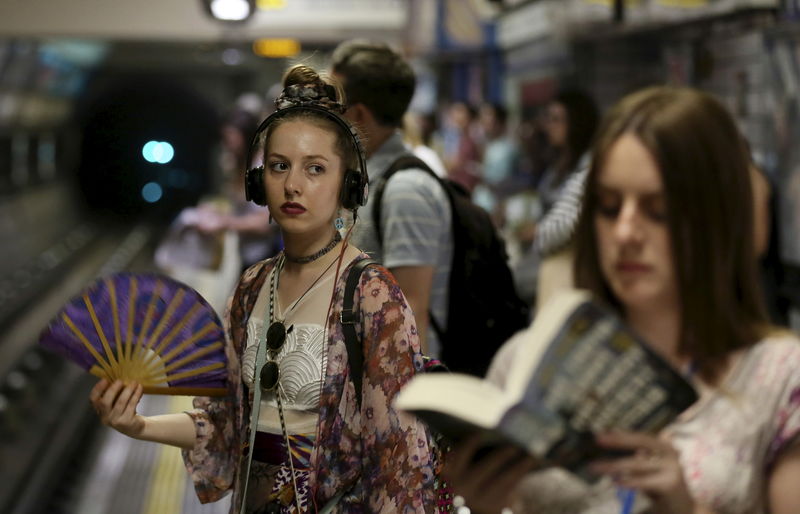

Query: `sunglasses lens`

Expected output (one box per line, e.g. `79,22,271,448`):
266,321,286,351
260,360,280,391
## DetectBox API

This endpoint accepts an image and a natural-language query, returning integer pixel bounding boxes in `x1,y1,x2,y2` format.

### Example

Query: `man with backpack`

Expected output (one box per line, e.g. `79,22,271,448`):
331,40,528,376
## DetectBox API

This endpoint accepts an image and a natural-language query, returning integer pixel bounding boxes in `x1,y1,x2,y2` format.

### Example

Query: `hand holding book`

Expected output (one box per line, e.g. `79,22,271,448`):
395,289,699,475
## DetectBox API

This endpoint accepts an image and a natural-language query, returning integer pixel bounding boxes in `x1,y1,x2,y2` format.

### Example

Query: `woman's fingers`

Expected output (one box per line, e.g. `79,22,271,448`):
589,430,696,512
110,382,136,419
89,378,109,411
595,431,675,457
124,384,144,417
590,451,666,478
99,380,124,409
91,380,141,425
86,379,146,438
89,378,109,399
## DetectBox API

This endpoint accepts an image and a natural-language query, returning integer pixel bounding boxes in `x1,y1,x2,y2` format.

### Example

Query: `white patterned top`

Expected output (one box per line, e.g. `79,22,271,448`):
242,264,335,434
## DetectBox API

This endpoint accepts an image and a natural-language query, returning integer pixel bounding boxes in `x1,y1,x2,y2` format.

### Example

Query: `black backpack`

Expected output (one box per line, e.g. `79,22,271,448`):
372,155,530,377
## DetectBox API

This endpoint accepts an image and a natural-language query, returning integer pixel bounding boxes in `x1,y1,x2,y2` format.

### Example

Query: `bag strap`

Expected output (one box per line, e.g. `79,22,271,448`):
341,258,379,409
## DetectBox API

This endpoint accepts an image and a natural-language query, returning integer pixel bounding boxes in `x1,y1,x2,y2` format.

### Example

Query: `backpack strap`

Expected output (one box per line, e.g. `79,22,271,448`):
341,257,379,409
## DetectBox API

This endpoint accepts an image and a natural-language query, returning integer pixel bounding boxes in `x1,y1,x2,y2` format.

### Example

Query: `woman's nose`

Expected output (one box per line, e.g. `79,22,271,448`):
283,169,300,196
613,201,642,243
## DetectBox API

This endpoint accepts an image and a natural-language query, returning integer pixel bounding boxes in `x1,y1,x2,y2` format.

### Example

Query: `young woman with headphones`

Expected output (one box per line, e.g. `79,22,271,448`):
89,64,438,513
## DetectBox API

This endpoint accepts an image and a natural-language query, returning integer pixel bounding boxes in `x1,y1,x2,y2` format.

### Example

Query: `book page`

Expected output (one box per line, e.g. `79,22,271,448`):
394,372,515,434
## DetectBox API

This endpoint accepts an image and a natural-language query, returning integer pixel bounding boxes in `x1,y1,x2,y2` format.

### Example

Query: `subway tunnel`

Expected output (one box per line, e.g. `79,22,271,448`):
75,74,220,220
1,1,800,513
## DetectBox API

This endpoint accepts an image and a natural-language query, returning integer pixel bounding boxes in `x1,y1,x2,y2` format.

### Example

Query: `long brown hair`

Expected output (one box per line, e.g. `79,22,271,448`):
573,86,768,382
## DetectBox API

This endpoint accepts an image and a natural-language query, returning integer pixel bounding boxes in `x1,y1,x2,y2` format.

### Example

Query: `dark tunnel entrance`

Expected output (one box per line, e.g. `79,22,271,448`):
75,74,220,223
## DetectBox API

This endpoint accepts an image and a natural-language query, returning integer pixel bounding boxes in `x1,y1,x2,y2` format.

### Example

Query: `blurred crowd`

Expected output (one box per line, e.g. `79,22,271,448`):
403,89,600,310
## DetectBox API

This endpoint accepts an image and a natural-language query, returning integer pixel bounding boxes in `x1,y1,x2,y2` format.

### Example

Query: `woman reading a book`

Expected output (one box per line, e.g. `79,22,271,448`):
88,64,438,512
445,86,800,514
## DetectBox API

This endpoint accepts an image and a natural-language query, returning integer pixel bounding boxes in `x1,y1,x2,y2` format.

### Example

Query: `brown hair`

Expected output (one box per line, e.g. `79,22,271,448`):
330,39,415,128
554,88,599,181
573,86,768,382
263,64,361,174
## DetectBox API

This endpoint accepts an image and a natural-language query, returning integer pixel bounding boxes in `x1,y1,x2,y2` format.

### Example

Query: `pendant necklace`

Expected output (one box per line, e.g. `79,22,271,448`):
264,252,337,511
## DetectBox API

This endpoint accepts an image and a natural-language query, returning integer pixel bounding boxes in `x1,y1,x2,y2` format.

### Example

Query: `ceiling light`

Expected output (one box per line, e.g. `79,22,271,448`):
203,0,255,22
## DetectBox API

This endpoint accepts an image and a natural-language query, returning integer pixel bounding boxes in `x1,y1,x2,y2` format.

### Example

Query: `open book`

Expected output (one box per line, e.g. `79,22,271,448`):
395,289,698,474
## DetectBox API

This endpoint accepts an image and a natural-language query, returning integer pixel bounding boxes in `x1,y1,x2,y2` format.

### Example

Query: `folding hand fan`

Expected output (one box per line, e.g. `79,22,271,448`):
39,272,229,396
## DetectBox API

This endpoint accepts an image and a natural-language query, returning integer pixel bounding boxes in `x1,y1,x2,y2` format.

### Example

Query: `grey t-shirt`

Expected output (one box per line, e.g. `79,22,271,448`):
350,132,453,359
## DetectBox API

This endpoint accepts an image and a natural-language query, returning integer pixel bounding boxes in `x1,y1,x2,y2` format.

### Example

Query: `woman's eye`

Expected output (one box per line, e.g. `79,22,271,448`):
644,200,667,222
269,161,288,173
308,164,325,175
595,195,620,219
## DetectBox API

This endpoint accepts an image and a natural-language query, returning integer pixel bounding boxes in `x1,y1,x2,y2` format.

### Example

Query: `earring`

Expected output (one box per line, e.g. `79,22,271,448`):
334,210,345,231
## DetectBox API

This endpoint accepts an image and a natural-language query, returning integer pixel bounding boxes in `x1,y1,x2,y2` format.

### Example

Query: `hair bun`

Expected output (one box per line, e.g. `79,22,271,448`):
275,83,346,114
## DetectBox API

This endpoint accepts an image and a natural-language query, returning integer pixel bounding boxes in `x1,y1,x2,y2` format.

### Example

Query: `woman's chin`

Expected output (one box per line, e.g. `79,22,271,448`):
611,282,667,310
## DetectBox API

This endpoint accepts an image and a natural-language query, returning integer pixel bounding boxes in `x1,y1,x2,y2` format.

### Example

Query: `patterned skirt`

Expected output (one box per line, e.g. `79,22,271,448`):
244,432,315,514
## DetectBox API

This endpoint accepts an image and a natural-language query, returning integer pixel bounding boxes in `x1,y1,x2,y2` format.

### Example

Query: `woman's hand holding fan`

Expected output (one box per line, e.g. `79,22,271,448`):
39,272,230,397
89,379,146,438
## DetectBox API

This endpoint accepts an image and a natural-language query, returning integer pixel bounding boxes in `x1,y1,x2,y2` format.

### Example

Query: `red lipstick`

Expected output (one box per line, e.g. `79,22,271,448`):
280,202,306,215
616,261,650,273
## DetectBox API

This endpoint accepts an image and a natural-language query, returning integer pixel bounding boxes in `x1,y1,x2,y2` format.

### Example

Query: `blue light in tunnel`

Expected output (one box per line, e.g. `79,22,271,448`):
142,141,175,164
141,182,163,203
142,141,158,162
154,142,174,164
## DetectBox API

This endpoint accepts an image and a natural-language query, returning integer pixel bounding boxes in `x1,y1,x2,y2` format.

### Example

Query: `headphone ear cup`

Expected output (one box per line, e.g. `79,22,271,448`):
341,169,367,210
245,166,267,206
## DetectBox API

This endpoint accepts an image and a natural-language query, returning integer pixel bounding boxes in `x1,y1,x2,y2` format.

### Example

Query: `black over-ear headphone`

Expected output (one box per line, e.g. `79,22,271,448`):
244,104,369,212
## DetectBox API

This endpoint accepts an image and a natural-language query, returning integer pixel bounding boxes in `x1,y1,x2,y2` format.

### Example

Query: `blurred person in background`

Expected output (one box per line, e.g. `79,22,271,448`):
536,88,599,213
155,106,279,315
330,39,454,358
523,89,600,311
443,86,800,514
443,100,483,193
217,107,282,270
402,111,448,178
472,102,521,225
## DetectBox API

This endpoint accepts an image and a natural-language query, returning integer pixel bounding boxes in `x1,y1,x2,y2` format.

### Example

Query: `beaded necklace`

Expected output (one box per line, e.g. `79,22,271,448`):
284,231,342,264
265,253,337,511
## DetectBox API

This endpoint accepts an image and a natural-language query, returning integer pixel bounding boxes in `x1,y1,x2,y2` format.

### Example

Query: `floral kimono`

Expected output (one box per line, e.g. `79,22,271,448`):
181,254,437,512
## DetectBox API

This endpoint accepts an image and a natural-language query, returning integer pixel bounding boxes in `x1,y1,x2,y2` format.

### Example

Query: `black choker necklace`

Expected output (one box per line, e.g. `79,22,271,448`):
284,232,342,264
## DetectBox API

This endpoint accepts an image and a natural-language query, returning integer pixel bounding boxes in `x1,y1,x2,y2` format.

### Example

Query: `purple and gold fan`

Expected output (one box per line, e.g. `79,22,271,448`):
39,272,229,396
